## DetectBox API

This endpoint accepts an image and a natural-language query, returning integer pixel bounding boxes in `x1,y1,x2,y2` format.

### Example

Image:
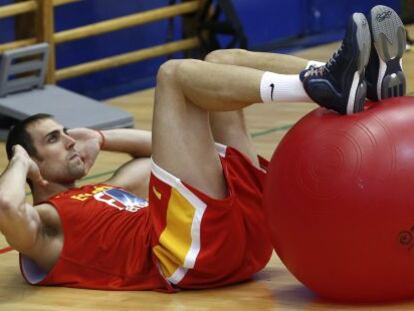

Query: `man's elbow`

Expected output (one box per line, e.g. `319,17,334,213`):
0,197,13,234
0,195,14,215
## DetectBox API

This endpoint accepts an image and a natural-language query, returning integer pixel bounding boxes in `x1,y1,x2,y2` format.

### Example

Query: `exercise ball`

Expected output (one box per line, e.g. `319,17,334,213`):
263,97,414,302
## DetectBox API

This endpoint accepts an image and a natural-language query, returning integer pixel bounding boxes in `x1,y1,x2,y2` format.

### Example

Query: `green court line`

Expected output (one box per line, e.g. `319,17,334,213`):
81,170,115,181
251,124,293,137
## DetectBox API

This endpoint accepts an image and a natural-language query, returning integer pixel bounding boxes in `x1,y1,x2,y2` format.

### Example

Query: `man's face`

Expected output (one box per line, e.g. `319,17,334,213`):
27,118,86,184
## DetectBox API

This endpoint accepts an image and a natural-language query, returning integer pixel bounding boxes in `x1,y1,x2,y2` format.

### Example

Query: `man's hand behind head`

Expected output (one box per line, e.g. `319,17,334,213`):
11,145,48,187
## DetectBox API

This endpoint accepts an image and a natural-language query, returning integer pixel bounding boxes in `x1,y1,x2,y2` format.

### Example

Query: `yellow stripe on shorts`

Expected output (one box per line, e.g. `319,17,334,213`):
153,187,207,284
151,160,207,284
153,188,195,277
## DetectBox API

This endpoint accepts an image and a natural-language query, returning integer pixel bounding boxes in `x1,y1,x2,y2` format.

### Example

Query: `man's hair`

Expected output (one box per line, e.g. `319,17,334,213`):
6,113,53,160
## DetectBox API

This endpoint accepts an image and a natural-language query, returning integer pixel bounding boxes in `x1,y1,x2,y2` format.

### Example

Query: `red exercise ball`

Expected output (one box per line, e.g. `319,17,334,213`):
263,97,414,302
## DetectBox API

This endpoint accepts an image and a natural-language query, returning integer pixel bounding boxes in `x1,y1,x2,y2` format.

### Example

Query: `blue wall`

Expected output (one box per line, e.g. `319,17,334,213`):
54,0,183,99
0,0,402,99
0,0,15,44
233,0,401,51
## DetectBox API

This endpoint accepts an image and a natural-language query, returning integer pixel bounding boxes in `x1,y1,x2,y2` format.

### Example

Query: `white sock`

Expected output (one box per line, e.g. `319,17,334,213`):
260,71,313,103
306,60,325,69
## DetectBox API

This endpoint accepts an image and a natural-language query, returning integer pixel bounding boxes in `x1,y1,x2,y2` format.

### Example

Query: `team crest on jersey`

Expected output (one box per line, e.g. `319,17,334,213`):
94,188,148,213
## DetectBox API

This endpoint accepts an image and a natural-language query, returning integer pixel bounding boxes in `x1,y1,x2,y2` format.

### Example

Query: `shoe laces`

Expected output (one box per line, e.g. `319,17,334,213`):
326,44,344,71
305,44,344,78
305,65,326,78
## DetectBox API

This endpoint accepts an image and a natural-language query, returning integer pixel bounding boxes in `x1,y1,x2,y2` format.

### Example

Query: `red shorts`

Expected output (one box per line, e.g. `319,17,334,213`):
148,144,273,289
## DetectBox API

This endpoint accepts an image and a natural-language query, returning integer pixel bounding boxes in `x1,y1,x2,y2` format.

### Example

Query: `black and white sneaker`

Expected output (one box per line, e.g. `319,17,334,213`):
366,5,406,101
300,13,371,115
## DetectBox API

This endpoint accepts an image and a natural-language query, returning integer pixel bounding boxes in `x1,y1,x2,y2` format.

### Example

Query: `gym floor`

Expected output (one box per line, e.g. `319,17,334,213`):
0,25,413,311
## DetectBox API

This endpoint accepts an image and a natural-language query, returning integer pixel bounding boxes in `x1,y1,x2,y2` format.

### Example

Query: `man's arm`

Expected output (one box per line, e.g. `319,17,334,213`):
0,146,46,253
69,128,152,197
102,129,152,197
99,129,151,158
69,128,151,161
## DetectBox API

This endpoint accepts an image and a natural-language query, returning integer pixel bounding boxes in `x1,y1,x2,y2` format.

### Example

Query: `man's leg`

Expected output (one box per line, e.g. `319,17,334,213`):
208,110,259,166
205,48,312,74
205,49,316,165
153,11,371,197
152,59,267,199
155,57,303,199
151,60,275,285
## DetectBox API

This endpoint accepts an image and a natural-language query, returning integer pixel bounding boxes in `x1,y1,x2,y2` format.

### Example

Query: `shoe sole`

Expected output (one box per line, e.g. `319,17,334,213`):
370,5,406,100
347,13,371,114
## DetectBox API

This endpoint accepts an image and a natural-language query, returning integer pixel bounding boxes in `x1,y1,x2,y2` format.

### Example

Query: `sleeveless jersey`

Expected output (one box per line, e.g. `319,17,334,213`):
19,184,174,292
20,146,272,291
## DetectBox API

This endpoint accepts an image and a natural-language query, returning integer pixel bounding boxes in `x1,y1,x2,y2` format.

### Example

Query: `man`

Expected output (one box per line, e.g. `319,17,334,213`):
0,6,406,291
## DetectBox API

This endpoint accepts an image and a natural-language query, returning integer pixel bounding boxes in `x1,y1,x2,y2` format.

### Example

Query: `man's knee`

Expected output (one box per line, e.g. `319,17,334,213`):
156,59,204,85
156,59,183,85
204,49,247,64
157,58,206,88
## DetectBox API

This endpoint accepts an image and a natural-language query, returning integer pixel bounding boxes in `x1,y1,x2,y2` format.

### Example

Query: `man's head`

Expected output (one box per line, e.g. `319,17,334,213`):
6,114,86,186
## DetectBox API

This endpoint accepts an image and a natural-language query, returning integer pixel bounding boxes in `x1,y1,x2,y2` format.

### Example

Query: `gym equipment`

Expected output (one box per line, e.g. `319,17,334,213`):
0,43,133,140
264,97,414,302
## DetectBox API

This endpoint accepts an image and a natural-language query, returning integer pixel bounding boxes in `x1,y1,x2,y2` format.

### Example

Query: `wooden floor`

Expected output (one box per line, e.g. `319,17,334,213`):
1,26,414,310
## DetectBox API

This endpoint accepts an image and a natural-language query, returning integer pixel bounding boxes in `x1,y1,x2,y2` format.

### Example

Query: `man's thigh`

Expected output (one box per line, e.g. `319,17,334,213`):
152,60,227,199
210,110,259,167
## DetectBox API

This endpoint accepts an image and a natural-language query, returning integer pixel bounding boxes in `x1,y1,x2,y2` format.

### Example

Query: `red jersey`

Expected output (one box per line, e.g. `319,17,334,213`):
20,184,173,291
20,145,272,291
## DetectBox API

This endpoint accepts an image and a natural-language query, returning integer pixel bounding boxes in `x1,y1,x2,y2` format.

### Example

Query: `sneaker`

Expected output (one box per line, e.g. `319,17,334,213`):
300,13,371,115
366,5,406,101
